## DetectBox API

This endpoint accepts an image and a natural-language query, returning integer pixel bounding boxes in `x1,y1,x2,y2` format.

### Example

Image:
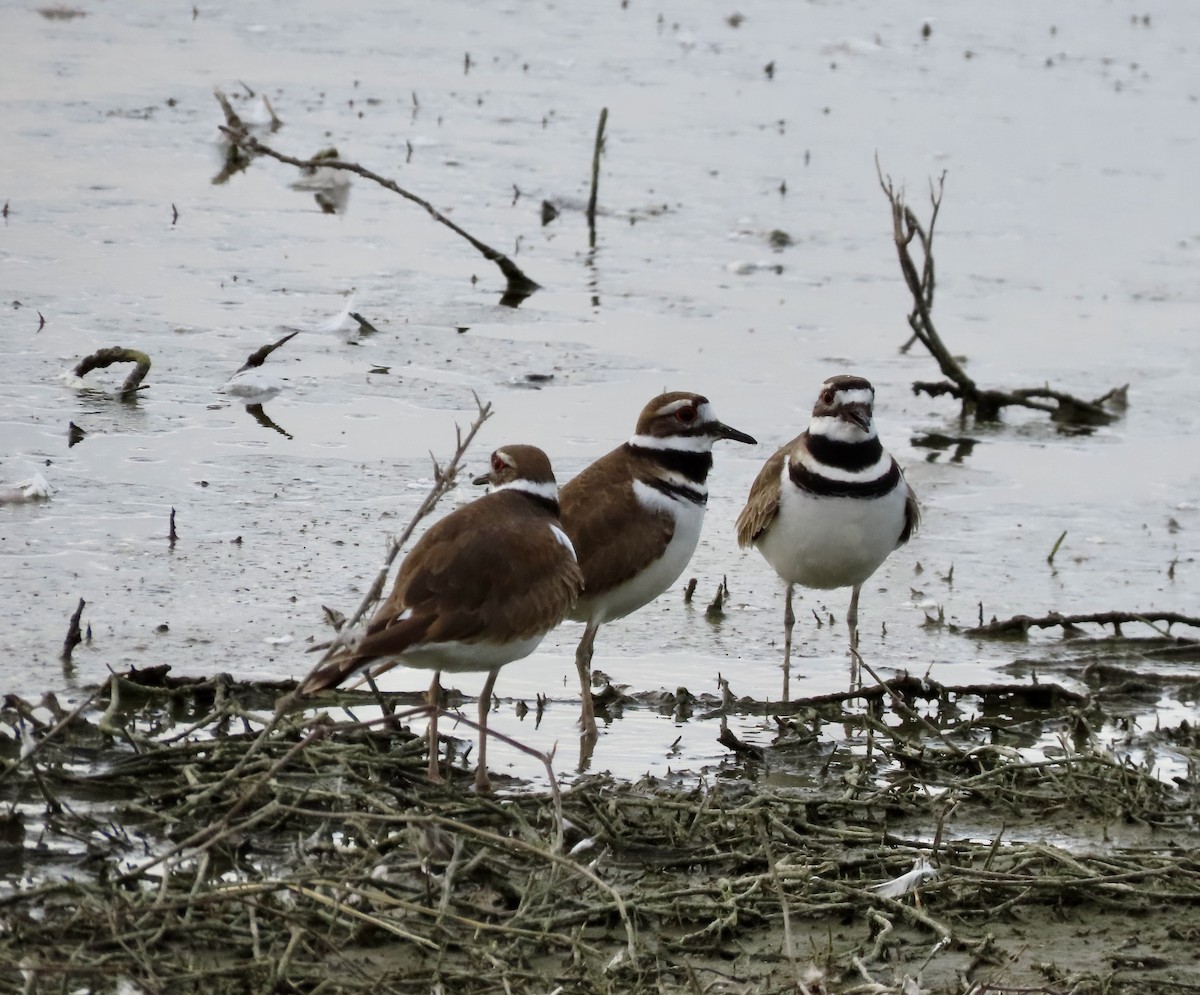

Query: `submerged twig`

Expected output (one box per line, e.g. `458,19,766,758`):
216,95,540,306
876,160,1125,427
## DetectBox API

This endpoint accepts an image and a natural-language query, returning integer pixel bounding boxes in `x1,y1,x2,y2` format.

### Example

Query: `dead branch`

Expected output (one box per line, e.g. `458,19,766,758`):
968,610,1200,639
215,95,540,306
72,347,151,397
877,161,1125,426
586,107,608,248
60,597,85,663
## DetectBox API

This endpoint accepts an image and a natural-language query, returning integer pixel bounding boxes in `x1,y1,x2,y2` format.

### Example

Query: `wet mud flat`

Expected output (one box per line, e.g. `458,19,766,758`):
2,654,1199,995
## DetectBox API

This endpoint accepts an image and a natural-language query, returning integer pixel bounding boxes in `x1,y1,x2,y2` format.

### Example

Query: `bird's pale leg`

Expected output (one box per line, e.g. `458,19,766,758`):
575,620,600,739
782,583,795,703
426,672,444,784
475,669,500,794
847,584,862,687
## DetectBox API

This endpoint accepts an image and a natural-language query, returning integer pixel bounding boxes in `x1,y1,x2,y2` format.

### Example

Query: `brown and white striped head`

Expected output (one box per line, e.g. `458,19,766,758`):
809,375,878,443
629,391,757,452
472,444,560,504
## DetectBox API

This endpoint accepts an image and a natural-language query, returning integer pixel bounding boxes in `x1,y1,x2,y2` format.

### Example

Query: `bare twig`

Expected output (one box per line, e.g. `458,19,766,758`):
337,393,493,635
586,107,608,248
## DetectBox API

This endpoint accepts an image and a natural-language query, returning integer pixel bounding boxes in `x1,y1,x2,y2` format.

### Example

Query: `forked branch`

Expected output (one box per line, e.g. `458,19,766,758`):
877,161,1125,426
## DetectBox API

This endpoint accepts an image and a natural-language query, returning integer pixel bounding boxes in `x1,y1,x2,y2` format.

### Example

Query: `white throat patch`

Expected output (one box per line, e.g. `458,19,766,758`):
628,432,716,453
493,479,559,502
808,414,876,443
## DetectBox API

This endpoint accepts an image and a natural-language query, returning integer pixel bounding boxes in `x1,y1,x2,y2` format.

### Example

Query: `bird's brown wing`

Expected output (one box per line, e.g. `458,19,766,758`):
735,438,794,548
300,491,582,693
559,448,674,596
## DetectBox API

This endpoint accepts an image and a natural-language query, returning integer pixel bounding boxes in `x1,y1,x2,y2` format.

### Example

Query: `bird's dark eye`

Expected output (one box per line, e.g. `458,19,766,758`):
676,405,698,423
821,389,836,405
491,454,506,473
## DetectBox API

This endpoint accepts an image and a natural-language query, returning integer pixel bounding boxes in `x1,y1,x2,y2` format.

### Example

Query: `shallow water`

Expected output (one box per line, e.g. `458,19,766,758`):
3,1,1198,783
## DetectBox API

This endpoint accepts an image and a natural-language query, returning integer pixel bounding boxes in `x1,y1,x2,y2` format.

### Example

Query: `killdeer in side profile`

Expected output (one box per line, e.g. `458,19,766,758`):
736,375,919,697
559,391,757,740
300,445,584,792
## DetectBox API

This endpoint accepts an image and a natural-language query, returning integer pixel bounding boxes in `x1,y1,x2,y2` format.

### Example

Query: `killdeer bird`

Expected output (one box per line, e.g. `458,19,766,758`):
300,444,584,792
559,391,757,740
736,375,919,697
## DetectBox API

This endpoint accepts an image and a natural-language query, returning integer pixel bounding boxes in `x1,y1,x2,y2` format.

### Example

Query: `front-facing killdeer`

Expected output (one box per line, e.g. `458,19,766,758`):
559,391,757,740
736,375,919,696
300,444,584,792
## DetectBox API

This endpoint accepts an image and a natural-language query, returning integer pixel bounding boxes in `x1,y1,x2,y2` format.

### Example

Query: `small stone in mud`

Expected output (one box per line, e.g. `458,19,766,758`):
156,623,169,633
767,229,793,250
540,200,559,225
38,5,86,19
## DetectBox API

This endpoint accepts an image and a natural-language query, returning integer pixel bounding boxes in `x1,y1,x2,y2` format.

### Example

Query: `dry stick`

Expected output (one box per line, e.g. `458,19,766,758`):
756,818,806,993
279,883,440,951
61,597,86,663
72,347,152,397
875,159,1119,426
217,124,539,303
586,107,608,248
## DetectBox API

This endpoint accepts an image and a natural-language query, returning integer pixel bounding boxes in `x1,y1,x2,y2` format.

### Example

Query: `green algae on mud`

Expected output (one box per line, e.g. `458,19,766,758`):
1,669,1198,993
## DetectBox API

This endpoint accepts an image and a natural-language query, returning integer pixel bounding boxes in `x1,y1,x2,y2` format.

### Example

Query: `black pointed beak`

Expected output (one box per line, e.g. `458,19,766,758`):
471,470,491,486
841,404,872,431
713,421,757,445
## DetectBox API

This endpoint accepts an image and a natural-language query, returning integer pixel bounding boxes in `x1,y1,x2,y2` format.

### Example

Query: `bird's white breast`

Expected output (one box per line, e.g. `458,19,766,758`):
581,480,706,624
756,463,909,590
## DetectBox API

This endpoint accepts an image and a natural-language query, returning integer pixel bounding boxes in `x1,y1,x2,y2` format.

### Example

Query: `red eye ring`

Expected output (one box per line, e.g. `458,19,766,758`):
821,390,835,405
675,405,698,423
491,454,505,472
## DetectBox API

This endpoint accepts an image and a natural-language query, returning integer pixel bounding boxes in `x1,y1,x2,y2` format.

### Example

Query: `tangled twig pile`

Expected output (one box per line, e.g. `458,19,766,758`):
1,667,1197,994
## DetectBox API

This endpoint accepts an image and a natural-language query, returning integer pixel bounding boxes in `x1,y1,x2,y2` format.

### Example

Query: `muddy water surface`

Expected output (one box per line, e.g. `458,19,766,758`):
3,1,1199,784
